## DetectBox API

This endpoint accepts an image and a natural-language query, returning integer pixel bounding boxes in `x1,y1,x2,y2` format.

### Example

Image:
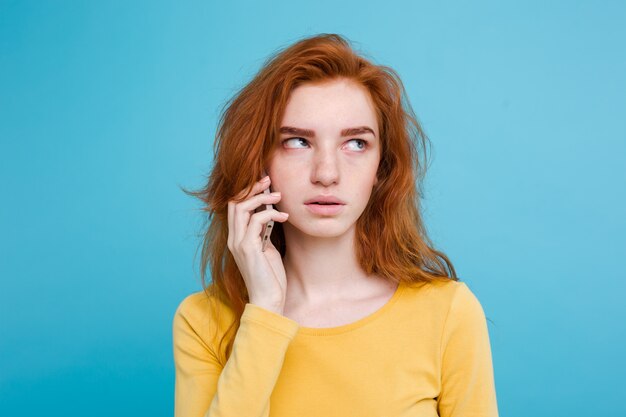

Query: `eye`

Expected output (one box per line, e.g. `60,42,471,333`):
346,139,368,151
282,137,309,148
282,137,369,152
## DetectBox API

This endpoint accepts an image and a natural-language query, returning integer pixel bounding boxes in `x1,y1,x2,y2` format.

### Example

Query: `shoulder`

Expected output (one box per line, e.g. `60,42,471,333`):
407,277,479,298
402,278,466,303
401,279,485,320
425,280,488,332
175,290,213,317
173,289,237,342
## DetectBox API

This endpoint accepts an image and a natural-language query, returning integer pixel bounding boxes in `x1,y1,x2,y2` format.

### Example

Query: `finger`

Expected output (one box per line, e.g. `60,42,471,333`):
233,190,281,247
242,209,289,250
239,190,281,216
231,178,272,247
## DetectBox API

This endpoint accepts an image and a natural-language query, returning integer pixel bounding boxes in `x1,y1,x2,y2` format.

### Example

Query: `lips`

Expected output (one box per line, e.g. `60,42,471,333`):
304,195,346,205
305,201,345,215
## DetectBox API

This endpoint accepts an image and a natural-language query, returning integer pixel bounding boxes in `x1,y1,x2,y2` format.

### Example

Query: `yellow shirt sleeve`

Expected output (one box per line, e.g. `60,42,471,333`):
437,282,499,417
172,296,300,417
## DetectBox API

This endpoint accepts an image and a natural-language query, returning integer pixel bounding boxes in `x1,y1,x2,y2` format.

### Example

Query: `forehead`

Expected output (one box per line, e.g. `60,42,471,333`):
281,79,379,136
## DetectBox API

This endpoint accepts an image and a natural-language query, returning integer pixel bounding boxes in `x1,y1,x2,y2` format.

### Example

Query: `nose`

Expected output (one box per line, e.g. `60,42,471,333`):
310,145,339,186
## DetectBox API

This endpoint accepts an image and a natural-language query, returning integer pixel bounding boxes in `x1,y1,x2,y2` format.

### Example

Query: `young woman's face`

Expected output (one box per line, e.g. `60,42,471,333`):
267,78,381,238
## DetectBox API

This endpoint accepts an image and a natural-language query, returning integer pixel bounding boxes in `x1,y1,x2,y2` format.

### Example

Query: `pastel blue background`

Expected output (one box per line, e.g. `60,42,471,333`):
1,1,624,416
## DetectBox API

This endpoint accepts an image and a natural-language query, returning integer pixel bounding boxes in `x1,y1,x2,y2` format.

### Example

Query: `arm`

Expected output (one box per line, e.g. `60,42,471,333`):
173,296,299,417
437,282,499,417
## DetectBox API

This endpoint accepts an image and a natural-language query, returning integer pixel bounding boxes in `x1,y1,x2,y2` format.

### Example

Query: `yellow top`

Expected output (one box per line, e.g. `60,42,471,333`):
172,279,499,417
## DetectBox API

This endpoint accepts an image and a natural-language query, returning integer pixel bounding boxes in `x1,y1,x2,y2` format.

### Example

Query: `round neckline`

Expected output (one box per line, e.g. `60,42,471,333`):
295,281,405,336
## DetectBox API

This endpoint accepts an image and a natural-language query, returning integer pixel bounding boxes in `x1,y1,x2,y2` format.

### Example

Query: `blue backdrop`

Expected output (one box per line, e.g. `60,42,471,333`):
1,1,624,416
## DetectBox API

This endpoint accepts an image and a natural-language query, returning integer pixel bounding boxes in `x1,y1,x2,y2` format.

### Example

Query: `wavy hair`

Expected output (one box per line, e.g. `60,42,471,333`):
183,33,457,363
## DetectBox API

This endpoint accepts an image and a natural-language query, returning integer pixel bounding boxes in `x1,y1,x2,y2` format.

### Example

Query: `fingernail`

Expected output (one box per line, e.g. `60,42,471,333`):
270,192,280,196
280,212,289,218
261,175,270,182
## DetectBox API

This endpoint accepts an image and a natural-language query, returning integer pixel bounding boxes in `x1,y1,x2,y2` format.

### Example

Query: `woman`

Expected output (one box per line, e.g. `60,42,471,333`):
173,33,499,417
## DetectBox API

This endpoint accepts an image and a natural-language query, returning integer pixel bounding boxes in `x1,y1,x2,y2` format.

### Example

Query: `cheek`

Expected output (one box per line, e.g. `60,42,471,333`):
266,173,295,201
364,163,379,186
267,158,301,188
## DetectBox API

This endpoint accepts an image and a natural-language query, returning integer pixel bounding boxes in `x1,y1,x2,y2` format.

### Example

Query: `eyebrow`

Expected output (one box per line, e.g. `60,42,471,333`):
279,126,376,138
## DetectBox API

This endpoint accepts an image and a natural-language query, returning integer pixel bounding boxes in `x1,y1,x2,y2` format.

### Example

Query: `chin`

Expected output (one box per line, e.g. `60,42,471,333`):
287,217,355,238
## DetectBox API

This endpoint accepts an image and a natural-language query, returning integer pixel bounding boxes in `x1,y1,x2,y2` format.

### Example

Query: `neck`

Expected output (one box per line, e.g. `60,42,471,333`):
281,223,385,307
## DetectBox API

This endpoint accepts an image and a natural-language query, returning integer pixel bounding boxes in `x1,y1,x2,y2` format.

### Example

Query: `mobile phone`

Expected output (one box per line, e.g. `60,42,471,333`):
255,170,275,252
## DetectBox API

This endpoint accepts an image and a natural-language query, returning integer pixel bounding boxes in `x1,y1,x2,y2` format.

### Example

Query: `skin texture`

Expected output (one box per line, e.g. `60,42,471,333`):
267,78,396,317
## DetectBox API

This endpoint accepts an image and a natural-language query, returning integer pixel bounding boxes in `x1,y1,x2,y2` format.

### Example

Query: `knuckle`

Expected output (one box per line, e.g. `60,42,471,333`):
251,211,265,222
240,243,254,255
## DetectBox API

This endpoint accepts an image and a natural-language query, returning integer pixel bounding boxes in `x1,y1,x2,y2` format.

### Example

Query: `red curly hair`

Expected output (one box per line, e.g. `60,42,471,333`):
183,33,457,363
